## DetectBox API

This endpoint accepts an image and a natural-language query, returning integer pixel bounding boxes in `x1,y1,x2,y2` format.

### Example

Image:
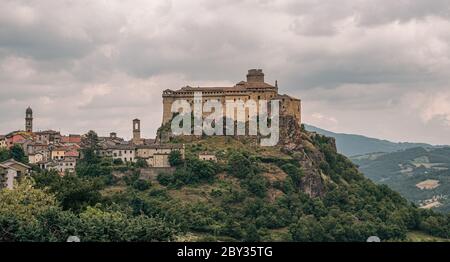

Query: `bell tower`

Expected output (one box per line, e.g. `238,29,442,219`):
132,119,142,145
25,107,33,133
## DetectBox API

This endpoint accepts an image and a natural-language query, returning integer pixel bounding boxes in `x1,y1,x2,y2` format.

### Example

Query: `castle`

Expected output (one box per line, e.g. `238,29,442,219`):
162,69,301,126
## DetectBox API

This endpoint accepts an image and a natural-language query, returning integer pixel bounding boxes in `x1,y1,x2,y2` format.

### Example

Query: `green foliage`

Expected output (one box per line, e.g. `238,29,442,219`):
132,179,151,191
168,150,184,167
241,175,268,198
33,170,103,212
227,152,254,178
157,158,221,188
0,148,11,162
76,157,113,184
157,172,175,187
77,206,177,242
0,179,179,241
289,216,326,242
281,163,303,187
10,144,28,164
113,158,123,165
134,158,148,168
2,134,449,242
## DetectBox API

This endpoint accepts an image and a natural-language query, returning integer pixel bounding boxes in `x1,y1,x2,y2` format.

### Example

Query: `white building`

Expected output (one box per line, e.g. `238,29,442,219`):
136,144,185,167
0,159,31,190
199,152,217,162
0,164,18,189
28,152,44,164
112,145,136,162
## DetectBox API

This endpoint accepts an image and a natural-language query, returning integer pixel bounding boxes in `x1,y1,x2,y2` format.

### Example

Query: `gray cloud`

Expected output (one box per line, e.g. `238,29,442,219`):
1,0,450,144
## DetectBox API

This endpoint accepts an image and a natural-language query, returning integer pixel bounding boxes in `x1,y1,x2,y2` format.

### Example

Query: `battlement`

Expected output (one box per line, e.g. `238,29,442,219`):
246,69,264,83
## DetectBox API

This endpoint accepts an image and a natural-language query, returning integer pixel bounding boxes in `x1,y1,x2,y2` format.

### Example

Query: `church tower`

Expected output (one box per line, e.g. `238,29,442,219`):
132,119,142,145
25,107,33,133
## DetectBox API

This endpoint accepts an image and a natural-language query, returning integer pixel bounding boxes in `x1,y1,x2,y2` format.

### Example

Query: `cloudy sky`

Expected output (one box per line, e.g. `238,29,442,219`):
1,0,450,144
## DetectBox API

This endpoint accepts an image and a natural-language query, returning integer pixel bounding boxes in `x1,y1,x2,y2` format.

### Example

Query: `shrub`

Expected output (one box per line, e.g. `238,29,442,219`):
169,150,184,167
132,179,151,191
157,172,175,186
227,152,254,178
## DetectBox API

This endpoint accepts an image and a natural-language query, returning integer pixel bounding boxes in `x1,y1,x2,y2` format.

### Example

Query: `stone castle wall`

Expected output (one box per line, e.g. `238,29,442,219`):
161,69,301,127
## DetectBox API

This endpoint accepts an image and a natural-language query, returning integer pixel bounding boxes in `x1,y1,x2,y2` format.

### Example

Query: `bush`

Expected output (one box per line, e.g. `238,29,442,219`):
157,172,175,186
132,179,151,191
113,158,123,165
169,150,184,167
243,175,268,198
281,163,303,187
227,152,254,178
135,158,148,168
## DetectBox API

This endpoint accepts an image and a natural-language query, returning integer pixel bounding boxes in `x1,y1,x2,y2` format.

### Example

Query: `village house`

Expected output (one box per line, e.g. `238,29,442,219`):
112,144,136,163
61,134,82,145
136,144,185,167
28,152,44,164
54,157,77,174
5,132,30,149
1,159,31,176
35,130,61,144
198,152,217,162
0,163,19,190
51,147,66,160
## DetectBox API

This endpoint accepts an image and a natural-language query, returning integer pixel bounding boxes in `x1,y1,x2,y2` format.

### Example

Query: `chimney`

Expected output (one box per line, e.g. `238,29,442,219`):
246,69,264,83
110,132,117,139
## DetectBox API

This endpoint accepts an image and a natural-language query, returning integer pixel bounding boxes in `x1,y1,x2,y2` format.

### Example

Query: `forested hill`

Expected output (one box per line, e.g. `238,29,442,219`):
351,147,450,213
304,124,434,157
1,120,449,241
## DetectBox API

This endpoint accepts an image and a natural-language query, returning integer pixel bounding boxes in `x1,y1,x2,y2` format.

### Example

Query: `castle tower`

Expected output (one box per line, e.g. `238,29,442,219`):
132,119,142,145
246,69,264,83
25,107,33,133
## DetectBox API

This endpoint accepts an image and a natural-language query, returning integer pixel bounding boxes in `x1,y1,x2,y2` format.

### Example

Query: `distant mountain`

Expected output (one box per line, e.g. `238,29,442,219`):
351,147,450,213
304,124,434,157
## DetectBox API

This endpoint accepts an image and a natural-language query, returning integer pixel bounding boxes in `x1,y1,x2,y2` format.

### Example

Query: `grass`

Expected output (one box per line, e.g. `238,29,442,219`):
405,231,449,242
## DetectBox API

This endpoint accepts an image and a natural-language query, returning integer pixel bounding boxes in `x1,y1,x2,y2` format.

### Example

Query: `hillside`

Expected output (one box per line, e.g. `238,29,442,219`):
304,124,434,157
351,147,450,213
2,118,449,242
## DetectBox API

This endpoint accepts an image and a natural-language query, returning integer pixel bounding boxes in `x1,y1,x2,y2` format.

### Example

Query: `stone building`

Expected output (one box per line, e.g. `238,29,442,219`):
111,145,136,163
35,130,61,144
162,69,301,126
0,164,18,190
198,152,217,162
136,144,185,167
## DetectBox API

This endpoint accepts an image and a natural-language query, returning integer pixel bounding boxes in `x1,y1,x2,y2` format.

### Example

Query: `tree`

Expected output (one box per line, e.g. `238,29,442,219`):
132,179,151,191
0,178,59,241
281,163,303,187
289,216,326,242
227,152,254,178
135,158,148,168
10,144,28,164
168,150,183,167
157,172,175,186
113,158,123,165
0,148,11,162
78,206,178,242
33,171,103,212
244,224,260,242
81,130,100,165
